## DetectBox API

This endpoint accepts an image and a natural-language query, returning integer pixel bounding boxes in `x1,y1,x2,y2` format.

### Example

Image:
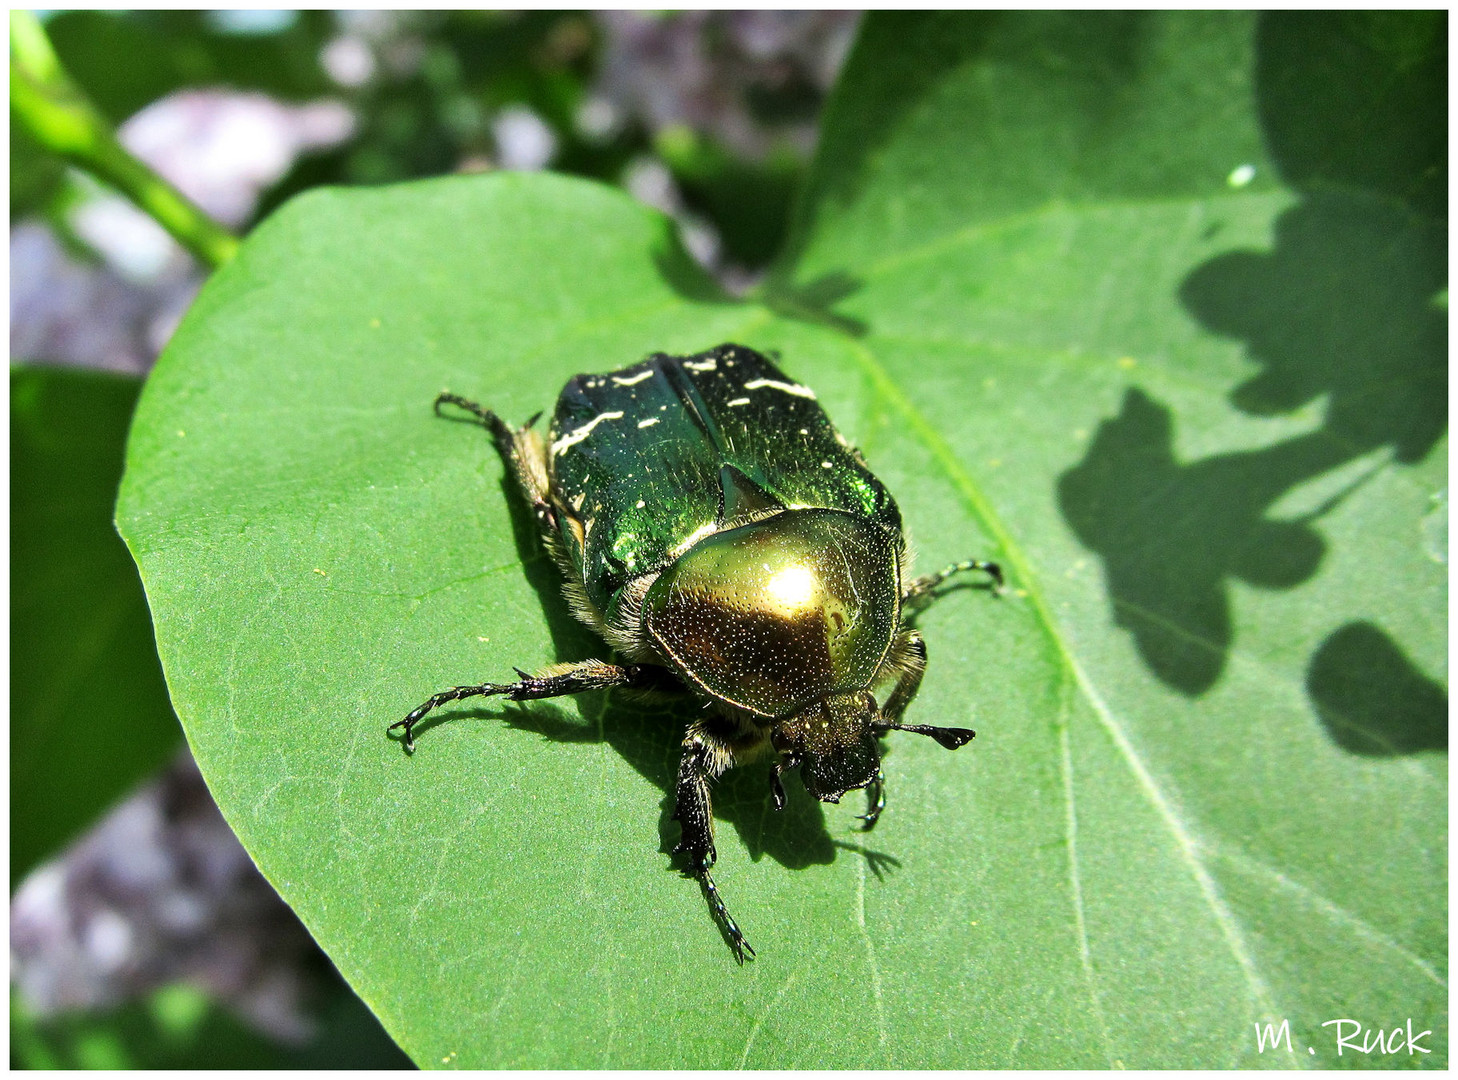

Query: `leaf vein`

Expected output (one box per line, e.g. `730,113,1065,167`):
1202,840,1447,990
1058,680,1114,1066
737,971,798,1068
844,336,1287,1031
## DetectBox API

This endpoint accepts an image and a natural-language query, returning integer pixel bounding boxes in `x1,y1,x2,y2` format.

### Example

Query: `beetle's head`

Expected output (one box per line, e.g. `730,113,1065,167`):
773,692,882,802
772,691,979,804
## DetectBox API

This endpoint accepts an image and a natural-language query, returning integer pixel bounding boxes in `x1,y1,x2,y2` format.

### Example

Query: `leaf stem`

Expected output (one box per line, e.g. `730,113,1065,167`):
9,11,240,269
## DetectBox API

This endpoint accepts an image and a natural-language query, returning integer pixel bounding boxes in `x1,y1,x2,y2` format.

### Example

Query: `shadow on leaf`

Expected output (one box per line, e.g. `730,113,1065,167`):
1254,11,1446,220
1057,13,1445,709
1181,196,1446,466
1058,390,1342,695
1307,621,1447,755
762,271,869,337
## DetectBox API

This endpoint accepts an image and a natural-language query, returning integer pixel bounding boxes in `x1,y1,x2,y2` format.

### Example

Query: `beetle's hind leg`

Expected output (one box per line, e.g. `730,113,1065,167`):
674,732,755,963
903,558,1003,602
390,660,677,751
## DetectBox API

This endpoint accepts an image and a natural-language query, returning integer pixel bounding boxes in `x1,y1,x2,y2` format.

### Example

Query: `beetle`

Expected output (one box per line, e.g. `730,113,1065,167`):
390,343,1001,962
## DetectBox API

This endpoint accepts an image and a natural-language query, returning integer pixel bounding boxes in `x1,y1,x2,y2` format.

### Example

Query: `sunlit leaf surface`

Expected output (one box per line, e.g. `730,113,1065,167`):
118,12,1445,1068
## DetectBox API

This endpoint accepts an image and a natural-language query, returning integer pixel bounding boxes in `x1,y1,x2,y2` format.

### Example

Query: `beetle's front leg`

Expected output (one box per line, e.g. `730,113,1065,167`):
434,393,561,546
673,733,755,963
390,660,672,751
857,767,887,831
881,629,927,724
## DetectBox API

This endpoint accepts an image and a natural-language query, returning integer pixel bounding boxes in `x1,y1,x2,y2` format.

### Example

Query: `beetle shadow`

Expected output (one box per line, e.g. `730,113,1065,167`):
761,272,869,338
832,840,903,882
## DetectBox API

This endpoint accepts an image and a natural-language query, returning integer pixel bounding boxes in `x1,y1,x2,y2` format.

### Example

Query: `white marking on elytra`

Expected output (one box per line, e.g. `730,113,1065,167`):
672,521,718,556
727,397,751,407
683,358,718,372
612,369,654,386
744,377,815,399
552,411,624,455
637,416,660,428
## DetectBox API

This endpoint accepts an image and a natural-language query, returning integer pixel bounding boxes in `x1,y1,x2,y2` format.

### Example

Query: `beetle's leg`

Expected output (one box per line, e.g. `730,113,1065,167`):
674,734,755,964
903,558,1003,602
435,393,561,545
390,660,673,751
768,753,802,811
857,767,887,831
433,392,495,426
880,629,927,724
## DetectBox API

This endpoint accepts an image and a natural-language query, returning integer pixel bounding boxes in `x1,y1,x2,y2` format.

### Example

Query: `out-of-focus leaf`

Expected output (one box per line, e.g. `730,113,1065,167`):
9,124,65,220
658,126,802,267
44,11,334,124
11,367,182,880
9,978,412,1070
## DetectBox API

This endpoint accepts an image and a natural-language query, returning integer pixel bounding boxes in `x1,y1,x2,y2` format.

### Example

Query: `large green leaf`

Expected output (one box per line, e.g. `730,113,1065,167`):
116,11,1446,1068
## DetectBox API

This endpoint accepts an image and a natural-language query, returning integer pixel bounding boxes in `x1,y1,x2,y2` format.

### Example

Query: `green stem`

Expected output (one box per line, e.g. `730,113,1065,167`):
9,11,239,269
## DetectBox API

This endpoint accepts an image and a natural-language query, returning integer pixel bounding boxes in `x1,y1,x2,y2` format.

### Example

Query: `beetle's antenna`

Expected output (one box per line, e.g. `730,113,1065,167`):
874,721,975,750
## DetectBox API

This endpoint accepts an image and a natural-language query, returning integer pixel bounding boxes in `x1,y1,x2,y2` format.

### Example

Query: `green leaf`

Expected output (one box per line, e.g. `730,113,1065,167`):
43,11,334,124
117,11,1446,1068
11,367,183,879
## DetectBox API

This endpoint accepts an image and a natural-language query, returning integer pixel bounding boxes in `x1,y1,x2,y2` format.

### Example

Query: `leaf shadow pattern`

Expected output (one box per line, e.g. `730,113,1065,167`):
1058,393,1341,695
1183,196,1446,466
1306,621,1447,755
1056,12,1446,715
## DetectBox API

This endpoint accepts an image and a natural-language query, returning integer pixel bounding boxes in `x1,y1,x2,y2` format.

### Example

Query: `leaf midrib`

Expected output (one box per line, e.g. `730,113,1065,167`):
838,333,1290,1050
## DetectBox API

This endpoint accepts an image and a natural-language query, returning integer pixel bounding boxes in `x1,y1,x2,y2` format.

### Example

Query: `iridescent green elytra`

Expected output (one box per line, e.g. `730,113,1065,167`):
391,344,1002,962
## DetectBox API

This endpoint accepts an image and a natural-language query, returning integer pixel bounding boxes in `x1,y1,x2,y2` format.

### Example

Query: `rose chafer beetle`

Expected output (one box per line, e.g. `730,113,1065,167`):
391,344,1001,962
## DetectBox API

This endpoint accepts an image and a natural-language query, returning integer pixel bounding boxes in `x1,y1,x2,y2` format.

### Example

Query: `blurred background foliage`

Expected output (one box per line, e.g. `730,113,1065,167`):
10,9,858,1068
